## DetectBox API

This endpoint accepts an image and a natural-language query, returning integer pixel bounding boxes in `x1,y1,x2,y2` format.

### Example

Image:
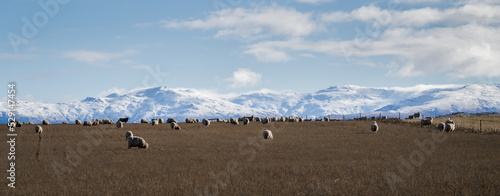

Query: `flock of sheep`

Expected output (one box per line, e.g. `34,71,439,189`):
13,113,459,149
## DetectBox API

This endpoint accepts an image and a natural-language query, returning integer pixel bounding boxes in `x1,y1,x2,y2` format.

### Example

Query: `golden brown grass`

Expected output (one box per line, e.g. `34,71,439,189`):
1,119,499,195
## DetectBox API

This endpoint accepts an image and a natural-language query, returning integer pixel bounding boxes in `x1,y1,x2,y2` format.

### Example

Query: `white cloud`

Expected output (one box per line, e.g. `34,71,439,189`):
63,49,138,63
244,47,291,62
160,5,319,39
321,4,391,24
391,0,441,3
226,68,262,88
296,0,334,4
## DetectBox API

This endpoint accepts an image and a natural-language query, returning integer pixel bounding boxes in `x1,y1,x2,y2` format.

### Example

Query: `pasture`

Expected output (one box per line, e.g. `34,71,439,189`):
1,118,499,195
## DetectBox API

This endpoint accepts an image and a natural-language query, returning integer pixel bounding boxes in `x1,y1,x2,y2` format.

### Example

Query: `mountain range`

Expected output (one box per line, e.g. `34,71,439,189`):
1,83,499,124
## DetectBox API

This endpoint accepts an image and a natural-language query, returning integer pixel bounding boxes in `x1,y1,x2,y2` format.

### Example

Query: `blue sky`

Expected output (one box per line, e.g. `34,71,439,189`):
1,0,499,103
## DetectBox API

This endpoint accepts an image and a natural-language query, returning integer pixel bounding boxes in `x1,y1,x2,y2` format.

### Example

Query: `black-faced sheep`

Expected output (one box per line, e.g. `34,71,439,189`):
141,119,148,123
158,118,164,124
230,118,239,125
420,117,433,127
185,118,196,123
202,119,210,126
437,122,445,132
167,118,177,123
117,121,124,128
75,119,82,125
125,131,133,140
371,121,379,133
42,120,49,125
262,117,270,124
35,125,43,133
84,121,92,126
151,119,159,126
92,120,99,126
171,122,181,130
243,118,250,125
263,130,273,139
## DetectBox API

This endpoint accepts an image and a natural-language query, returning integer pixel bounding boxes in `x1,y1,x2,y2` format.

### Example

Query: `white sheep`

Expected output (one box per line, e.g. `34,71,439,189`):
262,117,270,124
167,118,177,123
84,121,92,126
42,120,49,125
272,117,278,122
371,121,379,133
171,122,181,130
230,118,239,125
158,118,164,124
141,119,148,123
445,123,455,132
117,121,124,128
127,136,149,149
263,130,273,139
202,118,210,126
436,122,445,132
62,122,68,124
92,120,99,126
125,131,133,140
102,119,114,124
35,125,43,133
324,117,330,122
185,118,196,123
151,119,159,126
75,119,82,125
216,118,222,122
243,118,250,125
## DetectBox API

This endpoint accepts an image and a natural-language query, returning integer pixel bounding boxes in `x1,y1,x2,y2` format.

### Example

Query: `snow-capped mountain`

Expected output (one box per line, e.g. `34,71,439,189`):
1,83,499,124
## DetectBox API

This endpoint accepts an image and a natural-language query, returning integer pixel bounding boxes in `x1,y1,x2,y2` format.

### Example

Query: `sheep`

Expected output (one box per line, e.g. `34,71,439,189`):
230,118,239,125
62,122,68,124
255,117,261,122
141,119,148,123
158,118,164,124
420,117,433,127
35,125,43,133
280,117,286,122
118,117,129,123
151,119,159,126
298,117,304,122
445,118,455,132
414,112,421,119
171,122,181,130
28,122,34,125
324,117,330,122
166,118,177,123
272,117,278,122
304,119,312,122
445,123,455,132
84,121,92,126
42,120,49,125
127,136,149,149
92,120,99,126
371,121,379,133
262,117,270,124
75,119,82,125
125,131,133,140
216,118,222,122
185,118,196,123
315,118,323,121
263,130,273,140
436,122,445,132
102,119,114,124
117,121,124,128
196,119,200,123
202,118,210,126
243,118,250,125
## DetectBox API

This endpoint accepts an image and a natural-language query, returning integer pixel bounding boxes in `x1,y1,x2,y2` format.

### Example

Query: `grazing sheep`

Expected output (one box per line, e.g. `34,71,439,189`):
151,119,159,126
243,118,250,125
62,122,68,124
171,122,181,130
230,118,239,125
371,121,379,133
28,122,34,125
102,119,114,124
324,117,330,122
185,118,196,123
414,112,421,119
298,117,304,122
445,118,455,132
84,121,92,126
445,123,455,132
75,119,82,125
196,119,200,123
42,120,49,125
92,120,99,126
315,118,323,121
280,117,286,122
158,118,164,124
263,130,273,140
125,131,133,140
420,117,433,127
127,136,149,149
217,118,222,122
167,118,177,123
35,125,43,133
141,119,148,123
117,121,124,128
118,117,129,123
202,118,210,126
437,122,445,132
262,117,270,124
255,117,261,122
272,117,278,122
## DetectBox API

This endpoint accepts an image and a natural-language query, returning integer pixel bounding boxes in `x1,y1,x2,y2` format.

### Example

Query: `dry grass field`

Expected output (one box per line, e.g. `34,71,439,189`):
1,117,500,195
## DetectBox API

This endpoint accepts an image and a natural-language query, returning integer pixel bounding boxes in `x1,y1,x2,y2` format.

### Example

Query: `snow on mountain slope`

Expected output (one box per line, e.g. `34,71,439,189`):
1,83,499,123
